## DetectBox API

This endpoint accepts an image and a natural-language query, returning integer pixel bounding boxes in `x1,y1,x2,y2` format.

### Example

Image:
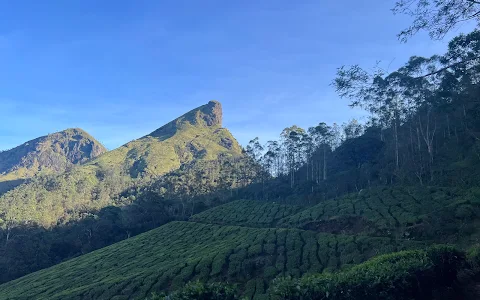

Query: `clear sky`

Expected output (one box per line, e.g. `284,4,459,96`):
0,0,472,150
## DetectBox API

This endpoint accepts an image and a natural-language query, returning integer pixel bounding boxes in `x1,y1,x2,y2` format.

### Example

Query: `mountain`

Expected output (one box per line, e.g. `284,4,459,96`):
0,101,242,227
0,128,106,194
0,101,249,284
90,100,241,178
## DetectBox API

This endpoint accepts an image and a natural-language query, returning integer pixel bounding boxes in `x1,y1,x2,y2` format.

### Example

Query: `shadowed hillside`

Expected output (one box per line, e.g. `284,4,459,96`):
0,221,423,300
0,101,254,284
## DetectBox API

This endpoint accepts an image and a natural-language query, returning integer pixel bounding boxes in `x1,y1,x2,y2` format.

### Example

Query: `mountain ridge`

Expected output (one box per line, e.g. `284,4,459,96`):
147,100,223,140
0,100,244,227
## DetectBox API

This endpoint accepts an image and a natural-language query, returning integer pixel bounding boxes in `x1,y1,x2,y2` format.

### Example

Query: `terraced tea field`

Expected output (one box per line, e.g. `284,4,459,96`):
0,221,423,300
4,187,477,299
190,199,303,227
278,187,463,234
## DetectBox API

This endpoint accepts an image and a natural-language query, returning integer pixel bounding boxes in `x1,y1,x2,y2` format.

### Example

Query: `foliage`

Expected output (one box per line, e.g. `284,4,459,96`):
0,128,106,194
278,186,480,245
190,200,303,227
150,281,239,300
466,244,480,273
393,0,480,41
0,101,254,284
270,245,465,300
0,221,422,299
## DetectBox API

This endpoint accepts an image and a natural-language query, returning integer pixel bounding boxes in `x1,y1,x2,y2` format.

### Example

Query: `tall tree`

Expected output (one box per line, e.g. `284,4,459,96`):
308,123,333,182
343,119,364,140
281,126,306,187
393,0,480,41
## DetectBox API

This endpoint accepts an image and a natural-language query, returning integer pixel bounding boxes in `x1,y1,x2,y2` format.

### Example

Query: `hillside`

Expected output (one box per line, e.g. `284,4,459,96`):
0,101,250,284
278,186,480,244
3,185,479,299
88,100,241,177
0,101,242,228
0,128,106,194
190,199,304,227
0,221,423,300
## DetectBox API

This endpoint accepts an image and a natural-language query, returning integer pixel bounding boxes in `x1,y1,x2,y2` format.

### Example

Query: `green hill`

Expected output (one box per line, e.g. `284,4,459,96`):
278,186,480,246
0,101,250,285
0,128,106,194
0,101,243,228
88,100,241,177
0,221,423,300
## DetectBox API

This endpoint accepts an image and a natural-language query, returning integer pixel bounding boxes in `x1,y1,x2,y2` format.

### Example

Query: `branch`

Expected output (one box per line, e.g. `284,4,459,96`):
414,56,480,78
467,0,480,5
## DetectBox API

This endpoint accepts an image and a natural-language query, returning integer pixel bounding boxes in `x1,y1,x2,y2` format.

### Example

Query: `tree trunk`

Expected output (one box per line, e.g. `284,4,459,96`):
394,119,399,170
323,146,327,180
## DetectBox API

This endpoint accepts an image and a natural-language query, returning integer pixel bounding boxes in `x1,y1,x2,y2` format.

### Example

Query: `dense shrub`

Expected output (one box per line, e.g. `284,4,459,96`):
149,281,239,300
466,244,480,274
270,245,464,300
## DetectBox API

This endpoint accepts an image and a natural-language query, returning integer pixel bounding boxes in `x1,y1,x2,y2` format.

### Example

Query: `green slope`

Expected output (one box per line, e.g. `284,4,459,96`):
0,221,423,300
88,100,241,176
278,186,480,245
190,200,304,227
0,101,243,228
0,128,106,194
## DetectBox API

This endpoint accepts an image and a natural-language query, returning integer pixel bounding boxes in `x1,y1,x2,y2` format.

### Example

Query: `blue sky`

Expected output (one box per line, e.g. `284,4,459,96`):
0,1,472,150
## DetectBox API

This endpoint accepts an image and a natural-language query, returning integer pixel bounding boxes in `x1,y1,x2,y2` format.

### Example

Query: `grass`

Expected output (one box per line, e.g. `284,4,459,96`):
0,221,423,300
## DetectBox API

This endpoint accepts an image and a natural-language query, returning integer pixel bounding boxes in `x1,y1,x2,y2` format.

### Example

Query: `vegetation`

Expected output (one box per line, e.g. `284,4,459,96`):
149,281,239,300
278,186,480,243
0,128,106,194
270,245,465,300
393,0,480,41
0,221,423,300
0,101,259,283
150,246,472,300
190,200,303,228
3,3,480,299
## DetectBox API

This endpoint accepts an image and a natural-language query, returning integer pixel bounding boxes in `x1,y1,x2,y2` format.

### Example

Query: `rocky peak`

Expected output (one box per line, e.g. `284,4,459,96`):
148,100,224,139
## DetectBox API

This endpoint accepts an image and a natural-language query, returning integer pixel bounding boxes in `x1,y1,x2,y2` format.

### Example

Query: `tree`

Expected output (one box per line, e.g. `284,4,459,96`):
264,141,283,177
281,126,306,187
333,65,414,171
393,0,480,42
246,137,264,163
308,123,333,182
343,119,364,140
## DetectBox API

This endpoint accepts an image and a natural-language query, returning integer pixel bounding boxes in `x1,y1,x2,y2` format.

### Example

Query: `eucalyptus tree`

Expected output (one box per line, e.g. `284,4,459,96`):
343,119,364,140
393,0,480,41
281,126,306,187
308,123,333,182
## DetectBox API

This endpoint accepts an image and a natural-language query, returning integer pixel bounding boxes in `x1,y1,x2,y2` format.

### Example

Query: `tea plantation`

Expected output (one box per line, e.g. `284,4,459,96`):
0,221,423,300
3,187,480,299
277,187,480,239
190,200,304,227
